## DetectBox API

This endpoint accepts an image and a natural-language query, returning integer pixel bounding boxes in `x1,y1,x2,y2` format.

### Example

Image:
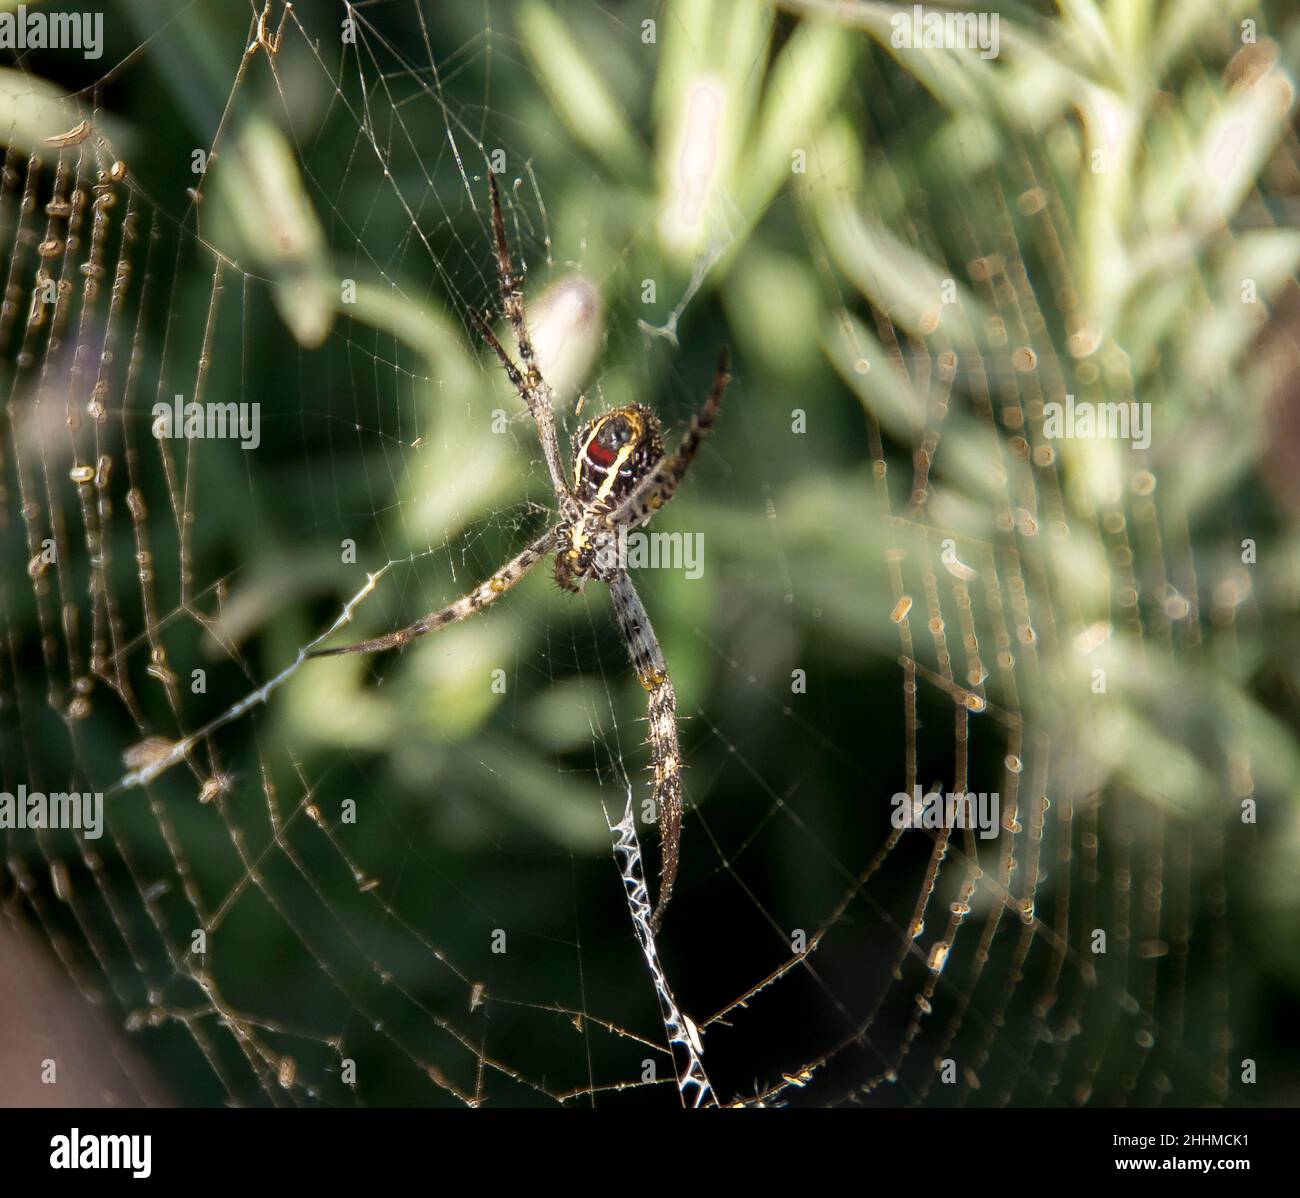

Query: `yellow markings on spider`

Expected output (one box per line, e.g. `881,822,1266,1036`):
489,576,507,593
595,442,637,503
580,408,646,505
639,668,667,690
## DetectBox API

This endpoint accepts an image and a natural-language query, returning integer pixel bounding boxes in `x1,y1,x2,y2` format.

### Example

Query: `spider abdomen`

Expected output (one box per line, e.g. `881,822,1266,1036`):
556,403,666,592
571,404,664,510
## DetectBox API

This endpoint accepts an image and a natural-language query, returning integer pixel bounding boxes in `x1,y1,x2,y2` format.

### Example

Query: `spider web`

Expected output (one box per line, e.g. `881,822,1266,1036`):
1,0,1297,1109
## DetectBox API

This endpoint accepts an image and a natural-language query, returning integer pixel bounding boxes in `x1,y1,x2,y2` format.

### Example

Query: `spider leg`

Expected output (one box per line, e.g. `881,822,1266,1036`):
606,347,730,531
484,173,575,513
609,571,683,932
309,529,556,658
488,172,544,382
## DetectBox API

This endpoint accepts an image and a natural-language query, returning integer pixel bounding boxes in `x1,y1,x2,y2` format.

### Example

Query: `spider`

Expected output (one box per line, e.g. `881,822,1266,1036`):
312,175,730,931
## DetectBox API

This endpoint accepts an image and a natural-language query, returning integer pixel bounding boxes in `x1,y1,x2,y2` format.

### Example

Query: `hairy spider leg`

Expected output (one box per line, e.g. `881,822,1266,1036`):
484,172,574,511
309,529,557,657
609,570,683,932
607,348,730,532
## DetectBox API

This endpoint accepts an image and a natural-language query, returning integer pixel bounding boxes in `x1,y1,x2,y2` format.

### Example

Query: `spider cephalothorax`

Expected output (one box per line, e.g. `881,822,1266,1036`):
555,404,665,592
312,174,729,933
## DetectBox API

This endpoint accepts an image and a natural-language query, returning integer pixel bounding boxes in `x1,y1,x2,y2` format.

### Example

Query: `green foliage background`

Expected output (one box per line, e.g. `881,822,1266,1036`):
2,0,1300,1106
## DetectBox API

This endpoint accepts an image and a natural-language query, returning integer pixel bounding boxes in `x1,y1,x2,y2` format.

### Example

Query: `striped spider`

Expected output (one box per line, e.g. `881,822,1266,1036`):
313,175,730,931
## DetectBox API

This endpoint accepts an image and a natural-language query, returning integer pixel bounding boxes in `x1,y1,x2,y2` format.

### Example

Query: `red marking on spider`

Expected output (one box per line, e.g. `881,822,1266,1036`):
586,439,618,468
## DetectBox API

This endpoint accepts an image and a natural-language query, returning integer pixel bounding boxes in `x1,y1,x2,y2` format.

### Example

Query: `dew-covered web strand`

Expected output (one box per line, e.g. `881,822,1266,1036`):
3,31,550,1107
983,92,1230,1107
1,137,255,1102
775,50,1243,1106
